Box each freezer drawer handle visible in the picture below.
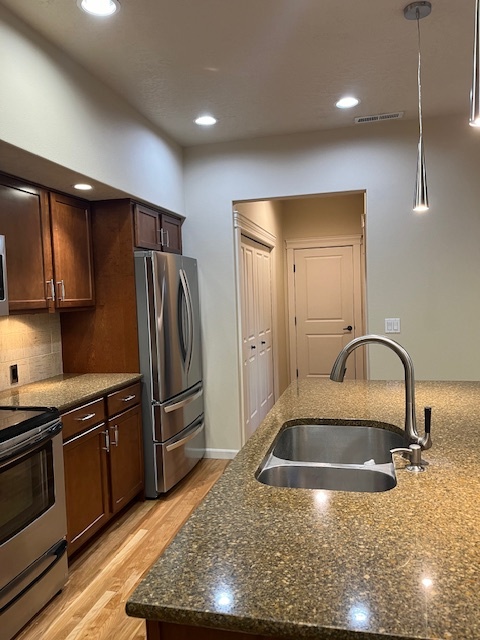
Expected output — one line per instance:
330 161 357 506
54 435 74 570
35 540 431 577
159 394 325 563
163 387 203 413
166 422 205 452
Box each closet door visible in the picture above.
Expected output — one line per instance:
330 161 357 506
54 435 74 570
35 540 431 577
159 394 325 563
240 236 274 440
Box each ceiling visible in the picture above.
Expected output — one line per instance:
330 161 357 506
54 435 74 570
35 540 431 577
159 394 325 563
0 0 474 147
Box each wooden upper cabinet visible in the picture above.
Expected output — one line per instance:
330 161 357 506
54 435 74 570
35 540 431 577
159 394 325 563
160 212 182 254
0 174 95 313
0 176 53 312
49 192 95 308
134 204 161 250
134 203 183 254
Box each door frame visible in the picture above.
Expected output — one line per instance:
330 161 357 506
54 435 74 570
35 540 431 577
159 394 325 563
286 235 366 382
233 210 279 446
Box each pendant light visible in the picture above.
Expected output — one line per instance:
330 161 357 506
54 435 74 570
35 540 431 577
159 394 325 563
404 2 431 213
470 0 480 126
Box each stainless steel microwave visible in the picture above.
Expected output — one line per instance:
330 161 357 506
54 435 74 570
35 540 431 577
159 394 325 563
0 235 9 316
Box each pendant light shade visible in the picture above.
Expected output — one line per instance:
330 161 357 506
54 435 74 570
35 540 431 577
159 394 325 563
404 2 431 213
470 0 480 126
414 135 429 212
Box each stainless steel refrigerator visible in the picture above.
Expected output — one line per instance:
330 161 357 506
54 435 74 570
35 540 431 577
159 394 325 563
134 251 205 496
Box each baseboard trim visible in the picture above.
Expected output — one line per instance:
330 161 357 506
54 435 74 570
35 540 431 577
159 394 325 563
204 448 239 460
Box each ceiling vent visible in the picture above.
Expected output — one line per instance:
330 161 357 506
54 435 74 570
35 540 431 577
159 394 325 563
354 111 404 124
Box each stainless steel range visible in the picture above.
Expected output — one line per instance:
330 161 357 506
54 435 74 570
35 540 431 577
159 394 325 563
0 406 68 639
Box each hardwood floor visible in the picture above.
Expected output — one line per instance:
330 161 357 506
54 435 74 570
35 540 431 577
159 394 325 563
16 459 229 640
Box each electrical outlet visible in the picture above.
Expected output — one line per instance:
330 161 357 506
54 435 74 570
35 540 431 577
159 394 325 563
10 364 18 384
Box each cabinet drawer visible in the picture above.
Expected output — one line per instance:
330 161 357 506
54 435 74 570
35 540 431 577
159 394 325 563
62 397 106 441
107 382 141 416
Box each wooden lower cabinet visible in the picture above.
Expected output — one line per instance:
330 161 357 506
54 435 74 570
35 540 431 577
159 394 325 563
63 423 110 556
62 386 144 557
108 405 143 514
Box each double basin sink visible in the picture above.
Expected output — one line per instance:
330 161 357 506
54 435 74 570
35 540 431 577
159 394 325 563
255 421 406 493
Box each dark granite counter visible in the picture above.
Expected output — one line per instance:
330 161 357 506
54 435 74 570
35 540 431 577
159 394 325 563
126 379 480 640
0 372 142 411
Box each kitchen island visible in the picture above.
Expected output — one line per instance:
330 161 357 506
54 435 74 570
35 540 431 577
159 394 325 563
126 379 480 640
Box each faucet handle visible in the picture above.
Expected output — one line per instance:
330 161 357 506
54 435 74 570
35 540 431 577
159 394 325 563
421 406 432 450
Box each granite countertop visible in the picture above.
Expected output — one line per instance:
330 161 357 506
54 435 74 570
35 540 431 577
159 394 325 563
126 379 480 640
0 372 142 412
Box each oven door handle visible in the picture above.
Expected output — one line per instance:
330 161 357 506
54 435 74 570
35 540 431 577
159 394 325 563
0 538 67 615
0 420 62 465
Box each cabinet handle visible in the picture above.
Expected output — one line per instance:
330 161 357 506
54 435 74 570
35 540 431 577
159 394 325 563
56 280 66 301
102 429 110 453
110 425 119 447
46 279 56 301
159 228 166 247
75 412 96 422
122 394 136 402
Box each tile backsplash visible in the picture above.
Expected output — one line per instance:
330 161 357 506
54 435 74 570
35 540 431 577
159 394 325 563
0 314 63 392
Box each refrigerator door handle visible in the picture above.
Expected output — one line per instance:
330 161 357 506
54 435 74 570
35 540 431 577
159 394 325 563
166 421 205 452
179 268 194 374
162 386 203 413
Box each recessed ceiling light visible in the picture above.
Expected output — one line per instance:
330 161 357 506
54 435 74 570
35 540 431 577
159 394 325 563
77 0 120 17
73 183 93 191
195 115 217 126
335 96 360 109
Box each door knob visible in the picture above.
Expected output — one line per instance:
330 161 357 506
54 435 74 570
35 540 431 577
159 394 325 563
343 325 353 331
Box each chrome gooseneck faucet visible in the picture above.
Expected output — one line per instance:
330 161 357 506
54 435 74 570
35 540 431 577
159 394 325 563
330 334 432 450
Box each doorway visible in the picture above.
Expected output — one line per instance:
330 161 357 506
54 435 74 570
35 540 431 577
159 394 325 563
233 191 366 445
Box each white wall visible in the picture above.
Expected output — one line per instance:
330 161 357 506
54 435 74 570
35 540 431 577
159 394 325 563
184 115 480 451
0 5 184 212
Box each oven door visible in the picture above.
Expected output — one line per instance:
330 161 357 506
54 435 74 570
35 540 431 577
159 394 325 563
0 419 67 593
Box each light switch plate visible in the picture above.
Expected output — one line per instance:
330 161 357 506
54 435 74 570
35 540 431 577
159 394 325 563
385 318 401 333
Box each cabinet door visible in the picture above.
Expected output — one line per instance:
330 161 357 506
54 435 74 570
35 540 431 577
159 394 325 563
108 404 144 515
160 213 182 254
50 192 95 308
63 423 111 556
0 175 53 311
134 204 162 250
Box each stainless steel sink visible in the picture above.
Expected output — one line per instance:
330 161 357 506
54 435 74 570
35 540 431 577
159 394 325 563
256 463 397 492
272 424 405 465
256 422 405 493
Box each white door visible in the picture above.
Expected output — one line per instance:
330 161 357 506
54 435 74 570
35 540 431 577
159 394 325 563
294 246 359 379
240 236 274 439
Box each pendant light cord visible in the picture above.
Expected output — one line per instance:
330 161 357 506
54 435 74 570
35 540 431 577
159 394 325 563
416 9 423 139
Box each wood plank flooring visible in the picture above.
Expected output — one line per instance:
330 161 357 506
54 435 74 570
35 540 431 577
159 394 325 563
16 459 229 640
